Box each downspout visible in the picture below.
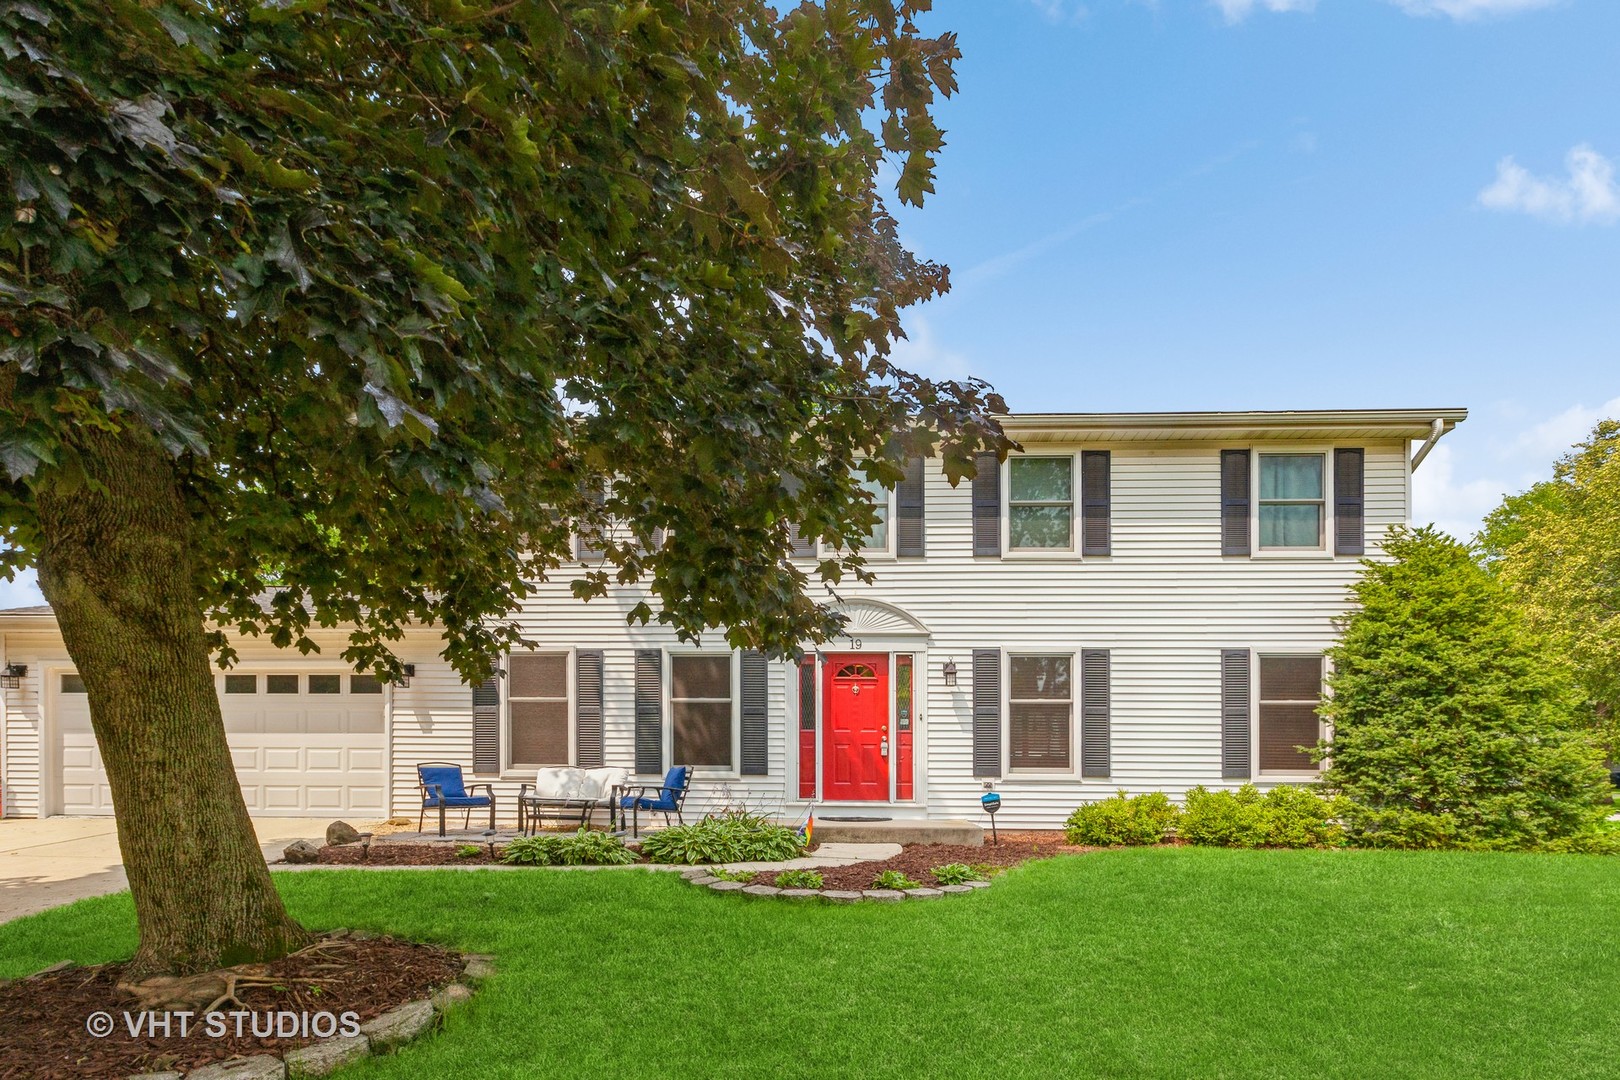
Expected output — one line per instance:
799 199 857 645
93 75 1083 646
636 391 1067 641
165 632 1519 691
1409 418 1447 472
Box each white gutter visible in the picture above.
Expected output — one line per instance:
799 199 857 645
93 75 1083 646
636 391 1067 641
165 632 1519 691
1409 418 1447 472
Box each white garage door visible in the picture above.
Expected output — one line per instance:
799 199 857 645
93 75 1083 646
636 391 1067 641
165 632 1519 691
55 670 387 817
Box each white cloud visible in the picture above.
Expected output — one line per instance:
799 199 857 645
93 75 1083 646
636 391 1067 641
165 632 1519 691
0 568 45 610
1388 0 1561 19
888 314 973 382
1212 0 1314 23
1411 442 1511 543
1028 0 1090 24
1412 395 1620 542
1477 144 1620 226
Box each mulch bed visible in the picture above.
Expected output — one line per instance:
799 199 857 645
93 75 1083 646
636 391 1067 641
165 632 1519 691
313 842 512 865
0 934 465 1080
756 835 1091 890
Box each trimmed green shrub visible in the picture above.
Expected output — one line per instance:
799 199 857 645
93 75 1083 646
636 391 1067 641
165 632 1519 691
1065 790 1180 846
454 843 482 859
501 828 638 866
929 863 982 886
871 869 922 890
1321 527 1613 850
774 869 824 889
1179 784 1344 849
637 811 807 865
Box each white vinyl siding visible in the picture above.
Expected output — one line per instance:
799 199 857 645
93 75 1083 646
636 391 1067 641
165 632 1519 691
0 434 1413 826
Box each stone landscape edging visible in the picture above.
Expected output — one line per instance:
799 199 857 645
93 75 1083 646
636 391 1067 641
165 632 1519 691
681 867 994 902
120 952 493 1080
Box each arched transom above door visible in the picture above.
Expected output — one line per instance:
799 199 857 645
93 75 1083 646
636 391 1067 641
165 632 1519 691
831 599 930 638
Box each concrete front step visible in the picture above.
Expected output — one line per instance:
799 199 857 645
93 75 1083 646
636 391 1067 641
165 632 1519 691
811 818 983 847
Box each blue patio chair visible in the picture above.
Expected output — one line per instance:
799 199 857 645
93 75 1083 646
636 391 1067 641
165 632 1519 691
417 761 497 837
617 765 692 837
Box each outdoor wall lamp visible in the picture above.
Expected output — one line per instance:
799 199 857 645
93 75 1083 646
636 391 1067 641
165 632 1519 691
397 663 416 688
1 663 26 689
942 659 957 688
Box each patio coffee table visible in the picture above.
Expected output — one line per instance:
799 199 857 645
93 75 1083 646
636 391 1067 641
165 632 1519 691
517 795 595 835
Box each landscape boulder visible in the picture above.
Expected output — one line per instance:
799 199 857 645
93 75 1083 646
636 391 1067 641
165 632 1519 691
283 840 320 864
325 820 362 846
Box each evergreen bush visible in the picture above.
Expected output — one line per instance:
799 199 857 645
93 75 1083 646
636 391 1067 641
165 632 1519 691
1319 527 1612 850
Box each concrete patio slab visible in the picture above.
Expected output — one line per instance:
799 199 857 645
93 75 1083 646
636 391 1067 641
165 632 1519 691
0 817 319 924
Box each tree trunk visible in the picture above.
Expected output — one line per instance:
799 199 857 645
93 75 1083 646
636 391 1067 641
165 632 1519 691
34 421 308 978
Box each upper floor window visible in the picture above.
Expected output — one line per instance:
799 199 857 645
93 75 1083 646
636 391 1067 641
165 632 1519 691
1008 457 1073 550
857 475 891 551
1258 454 1324 549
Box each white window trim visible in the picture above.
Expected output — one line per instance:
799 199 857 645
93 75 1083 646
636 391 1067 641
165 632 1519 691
1254 650 1326 779
667 649 741 779
804 481 898 562
1250 446 1336 559
1004 648 1078 778
501 648 575 778
1001 453 1083 560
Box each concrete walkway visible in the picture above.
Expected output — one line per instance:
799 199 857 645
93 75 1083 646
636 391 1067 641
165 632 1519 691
0 817 318 924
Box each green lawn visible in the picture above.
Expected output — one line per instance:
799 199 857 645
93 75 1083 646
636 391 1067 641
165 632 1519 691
5 849 1620 1079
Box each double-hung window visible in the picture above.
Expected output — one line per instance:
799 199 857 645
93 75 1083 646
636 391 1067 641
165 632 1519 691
1258 655 1323 773
857 474 891 552
508 652 569 768
671 654 734 770
1258 454 1325 549
1009 457 1074 551
1009 654 1072 771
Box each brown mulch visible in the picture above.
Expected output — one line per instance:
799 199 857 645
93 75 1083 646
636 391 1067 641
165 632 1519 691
756 834 1092 891
313 842 510 865
0 934 466 1080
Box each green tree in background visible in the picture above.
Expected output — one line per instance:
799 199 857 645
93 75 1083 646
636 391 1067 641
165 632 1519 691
1318 527 1611 850
1480 420 1620 756
0 0 1008 976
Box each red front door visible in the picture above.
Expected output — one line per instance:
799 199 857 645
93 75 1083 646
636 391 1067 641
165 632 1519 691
823 654 889 801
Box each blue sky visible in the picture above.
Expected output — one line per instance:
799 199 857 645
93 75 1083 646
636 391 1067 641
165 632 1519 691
1 0 1615 608
886 0 1620 538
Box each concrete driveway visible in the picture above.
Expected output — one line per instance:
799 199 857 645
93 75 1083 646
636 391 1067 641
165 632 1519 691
0 817 320 924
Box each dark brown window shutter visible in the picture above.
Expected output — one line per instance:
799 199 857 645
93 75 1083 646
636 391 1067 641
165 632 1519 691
972 452 1001 556
1334 448 1365 556
972 648 1002 777
1220 450 1251 556
1080 451 1111 556
740 650 768 776
575 650 604 768
1080 649 1111 778
472 675 500 774
575 478 608 562
896 456 926 557
787 521 817 560
1221 649 1252 780
634 649 662 774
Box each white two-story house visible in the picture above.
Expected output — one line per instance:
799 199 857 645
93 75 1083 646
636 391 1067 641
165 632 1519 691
0 408 1464 827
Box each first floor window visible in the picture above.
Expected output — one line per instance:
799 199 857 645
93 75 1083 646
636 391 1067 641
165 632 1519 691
1009 457 1074 550
509 652 568 767
1258 454 1325 548
224 674 257 694
61 673 86 694
672 654 734 769
1009 654 1072 770
1259 655 1323 772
